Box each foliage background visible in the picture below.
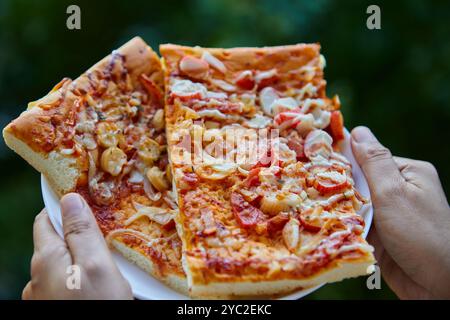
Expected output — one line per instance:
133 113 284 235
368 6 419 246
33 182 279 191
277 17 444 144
0 0 449 299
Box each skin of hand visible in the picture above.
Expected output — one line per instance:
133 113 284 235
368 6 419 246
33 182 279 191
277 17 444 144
22 193 133 300
351 126 450 299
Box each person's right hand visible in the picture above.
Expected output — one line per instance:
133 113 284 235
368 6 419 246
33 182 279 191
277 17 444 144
22 193 133 300
351 126 450 299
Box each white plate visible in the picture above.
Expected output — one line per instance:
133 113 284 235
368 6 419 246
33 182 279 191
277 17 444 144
41 129 373 300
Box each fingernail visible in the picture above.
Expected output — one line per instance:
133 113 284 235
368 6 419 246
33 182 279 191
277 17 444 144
61 193 85 217
351 126 376 143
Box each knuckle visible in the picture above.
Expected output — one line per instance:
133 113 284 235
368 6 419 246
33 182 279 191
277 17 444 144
30 254 44 277
64 219 92 238
420 161 438 175
364 143 392 163
27 279 41 298
30 279 39 291
22 282 34 300
21 288 30 300
45 245 69 261
36 245 67 262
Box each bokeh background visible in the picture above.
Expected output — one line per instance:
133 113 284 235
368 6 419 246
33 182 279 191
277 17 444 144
0 0 449 299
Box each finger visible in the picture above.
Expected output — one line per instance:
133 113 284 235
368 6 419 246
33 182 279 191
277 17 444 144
393 156 442 187
392 156 420 184
31 210 72 298
351 126 405 203
61 193 111 264
33 209 67 254
367 223 435 299
392 156 409 170
22 281 33 300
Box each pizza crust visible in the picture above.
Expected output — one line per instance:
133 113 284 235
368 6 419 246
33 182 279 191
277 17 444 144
189 255 375 298
111 239 188 297
2 130 80 197
160 43 321 75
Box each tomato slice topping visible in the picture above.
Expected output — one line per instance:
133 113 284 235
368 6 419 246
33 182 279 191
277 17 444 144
274 111 301 128
245 167 262 187
329 110 345 142
341 215 365 230
257 73 279 90
231 192 263 229
236 72 255 90
170 91 203 103
299 214 322 233
287 138 305 160
162 219 176 231
252 149 272 168
139 74 163 104
251 142 286 169
313 173 349 194
267 213 289 234
182 172 198 186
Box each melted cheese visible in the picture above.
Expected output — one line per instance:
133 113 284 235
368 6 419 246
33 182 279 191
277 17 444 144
259 87 279 115
171 79 207 98
246 114 272 128
316 171 347 184
128 170 144 183
255 68 277 83
202 51 227 73
210 79 236 92
296 83 317 100
271 97 298 115
335 243 374 255
196 109 228 120
127 201 176 225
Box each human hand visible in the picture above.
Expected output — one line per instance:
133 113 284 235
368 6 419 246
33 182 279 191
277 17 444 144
22 193 133 300
351 126 450 299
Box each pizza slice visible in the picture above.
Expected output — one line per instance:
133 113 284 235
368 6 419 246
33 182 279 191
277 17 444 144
161 44 375 297
3 37 187 295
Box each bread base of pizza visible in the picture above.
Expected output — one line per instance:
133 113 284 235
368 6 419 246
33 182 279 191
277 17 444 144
3 131 80 197
189 259 373 298
110 239 188 295
161 44 375 298
3 37 188 296
175 215 373 298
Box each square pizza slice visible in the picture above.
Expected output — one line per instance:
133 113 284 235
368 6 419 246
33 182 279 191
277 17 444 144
161 44 375 297
3 37 187 294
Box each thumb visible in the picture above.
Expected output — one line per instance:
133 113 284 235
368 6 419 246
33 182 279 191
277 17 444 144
351 126 404 204
60 193 110 264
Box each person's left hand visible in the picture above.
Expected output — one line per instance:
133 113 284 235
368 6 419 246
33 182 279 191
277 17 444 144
22 193 133 300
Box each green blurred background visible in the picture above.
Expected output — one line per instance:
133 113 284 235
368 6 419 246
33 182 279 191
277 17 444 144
0 0 449 299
